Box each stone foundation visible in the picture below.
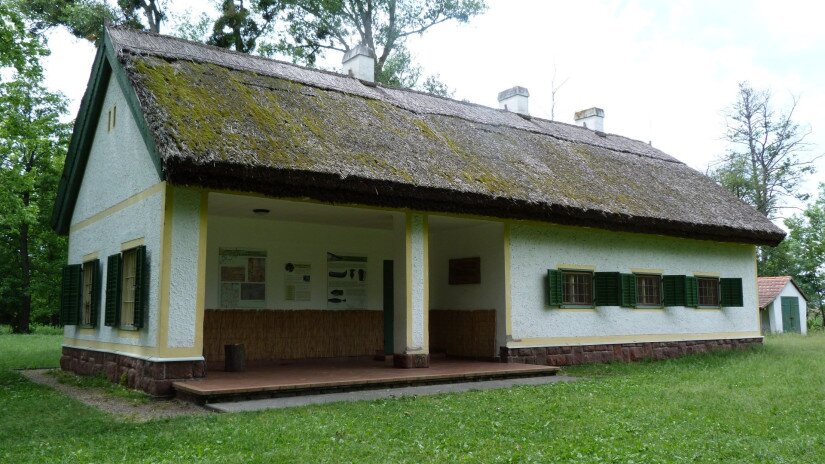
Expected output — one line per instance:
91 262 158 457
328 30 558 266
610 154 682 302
393 353 430 368
60 346 206 397
499 337 763 366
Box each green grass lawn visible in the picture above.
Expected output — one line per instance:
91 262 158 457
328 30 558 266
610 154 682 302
2 333 824 463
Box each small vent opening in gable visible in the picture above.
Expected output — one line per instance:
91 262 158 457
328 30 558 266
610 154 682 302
107 106 117 132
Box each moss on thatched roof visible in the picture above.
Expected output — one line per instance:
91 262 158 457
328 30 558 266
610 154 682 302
107 27 783 245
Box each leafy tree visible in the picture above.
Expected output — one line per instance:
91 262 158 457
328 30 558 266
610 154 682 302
275 0 484 94
19 0 166 41
208 0 282 53
167 9 212 42
786 186 825 326
0 2 44 78
758 185 825 327
710 82 817 219
0 5 71 332
275 1 484 73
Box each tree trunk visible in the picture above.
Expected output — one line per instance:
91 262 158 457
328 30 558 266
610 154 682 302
819 297 825 329
144 0 161 33
16 191 31 334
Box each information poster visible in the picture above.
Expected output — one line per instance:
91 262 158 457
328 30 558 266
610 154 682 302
219 248 267 308
326 252 367 309
284 262 312 302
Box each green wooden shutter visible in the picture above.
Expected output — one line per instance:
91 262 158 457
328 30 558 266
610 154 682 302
685 276 699 308
89 259 101 327
60 264 82 326
132 245 148 329
663 275 686 306
620 274 637 307
60 266 70 325
105 254 122 327
720 278 743 307
547 269 562 307
594 272 621 306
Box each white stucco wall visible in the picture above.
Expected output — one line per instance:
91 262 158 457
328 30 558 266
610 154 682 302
65 74 162 349
508 223 759 345
167 188 202 348
429 222 506 347
767 282 808 334
205 215 394 310
65 191 162 348
70 75 160 224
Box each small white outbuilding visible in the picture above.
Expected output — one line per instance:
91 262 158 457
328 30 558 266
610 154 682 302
758 276 809 334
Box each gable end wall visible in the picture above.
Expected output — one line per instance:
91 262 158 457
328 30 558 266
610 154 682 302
65 73 163 352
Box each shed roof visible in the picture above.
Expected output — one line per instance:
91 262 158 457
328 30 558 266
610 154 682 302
54 26 785 245
757 276 809 308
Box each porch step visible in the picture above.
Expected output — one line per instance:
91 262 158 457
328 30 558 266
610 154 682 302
173 360 559 404
205 375 575 412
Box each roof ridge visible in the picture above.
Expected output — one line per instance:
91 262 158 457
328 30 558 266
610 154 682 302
108 25 681 166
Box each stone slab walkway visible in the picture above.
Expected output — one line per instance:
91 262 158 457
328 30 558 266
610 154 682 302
207 374 576 412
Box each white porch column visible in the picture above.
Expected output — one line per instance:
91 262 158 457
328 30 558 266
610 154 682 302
393 211 430 368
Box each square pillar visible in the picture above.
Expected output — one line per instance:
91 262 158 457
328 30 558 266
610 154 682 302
392 212 430 368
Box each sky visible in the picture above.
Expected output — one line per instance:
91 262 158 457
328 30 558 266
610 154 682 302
42 0 825 212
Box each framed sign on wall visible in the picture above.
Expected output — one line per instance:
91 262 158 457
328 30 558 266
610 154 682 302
284 262 312 302
219 248 267 308
327 252 368 309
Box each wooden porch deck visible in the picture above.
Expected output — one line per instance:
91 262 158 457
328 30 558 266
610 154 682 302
173 358 559 403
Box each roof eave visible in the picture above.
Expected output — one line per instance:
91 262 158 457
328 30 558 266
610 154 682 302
165 158 785 247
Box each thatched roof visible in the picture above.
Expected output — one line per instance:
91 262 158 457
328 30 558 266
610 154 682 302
78 27 785 245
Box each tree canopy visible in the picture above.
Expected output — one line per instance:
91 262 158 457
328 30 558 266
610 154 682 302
710 82 817 219
1 3 71 331
19 0 165 42
207 0 486 94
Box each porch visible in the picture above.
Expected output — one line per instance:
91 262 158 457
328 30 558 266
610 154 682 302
173 357 559 403
199 192 510 367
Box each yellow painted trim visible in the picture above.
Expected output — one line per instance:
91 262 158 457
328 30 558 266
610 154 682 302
116 329 140 338
193 191 208 356
507 331 762 348
694 272 720 278
422 214 429 352
553 308 597 313
405 212 413 348
120 237 144 251
62 337 203 358
557 264 596 271
503 222 512 337
754 246 761 331
69 182 165 233
157 184 174 350
82 252 99 262
631 268 663 275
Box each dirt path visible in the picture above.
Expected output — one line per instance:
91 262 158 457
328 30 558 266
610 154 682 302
21 369 211 422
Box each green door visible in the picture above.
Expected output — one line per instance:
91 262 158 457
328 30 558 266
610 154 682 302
383 260 394 355
781 297 801 333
